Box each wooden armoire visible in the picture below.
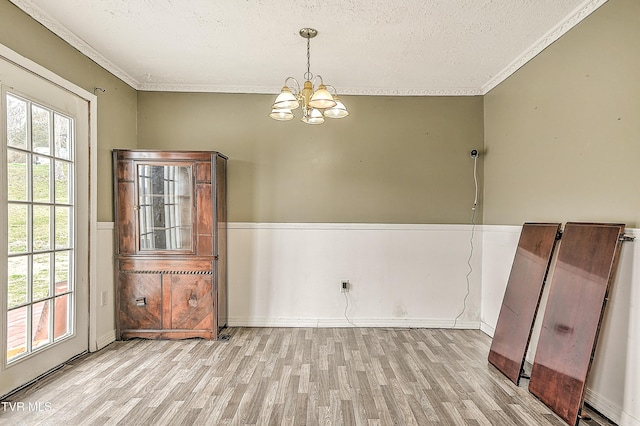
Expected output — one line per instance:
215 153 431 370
113 150 227 340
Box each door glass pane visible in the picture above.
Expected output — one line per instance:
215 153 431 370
32 300 50 349
7 256 28 308
31 104 50 154
55 206 71 249
33 205 51 251
7 149 28 201
53 294 70 340
32 253 51 301
6 95 27 149
8 203 28 254
7 307 28 361
55 160 70 204
55 251 70 295
33 156 51 203
54 113 70 160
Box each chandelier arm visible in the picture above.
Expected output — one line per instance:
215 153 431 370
312 75 326 87
324 84 339 95
284 77 301 96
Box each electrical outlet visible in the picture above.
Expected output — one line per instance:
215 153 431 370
101 291 107 307
341 280 349 292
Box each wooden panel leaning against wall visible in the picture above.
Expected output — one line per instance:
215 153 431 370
529 222 626 426
488 222 561 385
113 150 228 340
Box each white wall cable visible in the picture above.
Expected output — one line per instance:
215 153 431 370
453 152 479 328
343 291 357 327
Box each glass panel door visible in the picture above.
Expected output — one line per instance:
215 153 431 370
1 53 89 397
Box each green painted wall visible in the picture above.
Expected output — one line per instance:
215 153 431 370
137 93 484 223
484 0 640 226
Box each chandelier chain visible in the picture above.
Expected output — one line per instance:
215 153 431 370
305 35 313 81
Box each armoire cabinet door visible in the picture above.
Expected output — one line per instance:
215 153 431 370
119 273 162 331
169 274 214 330
137 163 194 253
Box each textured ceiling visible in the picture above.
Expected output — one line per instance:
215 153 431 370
10 0 606 95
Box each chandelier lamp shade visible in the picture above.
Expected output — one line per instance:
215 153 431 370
270 28 349 125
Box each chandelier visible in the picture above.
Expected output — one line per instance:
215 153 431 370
269 28 349 125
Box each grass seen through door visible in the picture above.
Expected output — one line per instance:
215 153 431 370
7 162 70 307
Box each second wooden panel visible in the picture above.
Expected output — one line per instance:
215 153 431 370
529 222 625 426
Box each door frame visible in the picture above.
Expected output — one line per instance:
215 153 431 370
0 43 99 353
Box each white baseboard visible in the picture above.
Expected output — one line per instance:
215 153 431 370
584 388 621 424
228 317 480 329
96 330 116 351
480 321 495 337
620 411 640 426
584 388 622 424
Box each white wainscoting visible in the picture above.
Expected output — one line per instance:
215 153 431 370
481 225 640 426
95 222 116 350
227 223 482 329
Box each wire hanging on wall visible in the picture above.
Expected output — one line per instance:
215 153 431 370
453 149 480 328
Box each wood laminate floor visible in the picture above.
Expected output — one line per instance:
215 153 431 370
0 328 615 425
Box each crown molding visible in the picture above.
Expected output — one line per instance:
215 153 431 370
9 0 141 89
481 0 608 94
136 83 283 94
333 87 484 96
136 82 483 96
